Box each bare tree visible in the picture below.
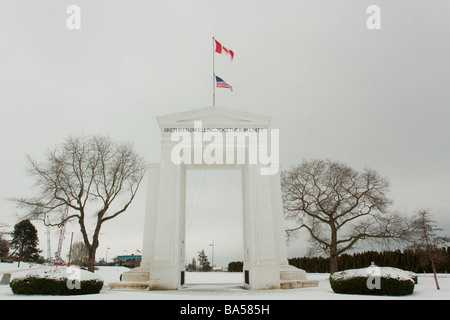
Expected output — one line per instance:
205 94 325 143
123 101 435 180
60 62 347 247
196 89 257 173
13 135 147 272
408 210 450 290
281 159 410 273
69 241 89 266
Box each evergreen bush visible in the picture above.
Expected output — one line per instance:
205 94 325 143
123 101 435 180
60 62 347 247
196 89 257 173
228 261 243 272
288 248 450 273
9 267 103 295
329 267 415 296
10 276 103 295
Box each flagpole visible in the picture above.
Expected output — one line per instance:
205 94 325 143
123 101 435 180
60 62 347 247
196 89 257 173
213 36 215 107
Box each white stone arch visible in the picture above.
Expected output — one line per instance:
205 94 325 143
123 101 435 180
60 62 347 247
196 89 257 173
113 106 318 290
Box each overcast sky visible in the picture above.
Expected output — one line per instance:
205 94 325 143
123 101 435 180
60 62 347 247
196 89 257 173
1 1 449 268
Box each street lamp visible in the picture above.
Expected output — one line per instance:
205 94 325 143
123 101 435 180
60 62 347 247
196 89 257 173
209 240 214 270
105 247 110 263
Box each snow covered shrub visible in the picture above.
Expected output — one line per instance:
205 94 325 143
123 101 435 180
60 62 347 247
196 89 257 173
10 266 103 295
330 266 415 296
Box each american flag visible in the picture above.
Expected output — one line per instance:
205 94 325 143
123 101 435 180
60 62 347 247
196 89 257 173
215 75 233 91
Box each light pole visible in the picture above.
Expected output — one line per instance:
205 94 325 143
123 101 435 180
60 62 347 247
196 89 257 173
105 247 110 263
209 240 214 270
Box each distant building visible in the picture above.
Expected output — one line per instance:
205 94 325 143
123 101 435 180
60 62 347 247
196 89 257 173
113 254 141 268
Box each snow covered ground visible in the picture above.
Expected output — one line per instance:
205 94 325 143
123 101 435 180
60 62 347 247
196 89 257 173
1 262 449 300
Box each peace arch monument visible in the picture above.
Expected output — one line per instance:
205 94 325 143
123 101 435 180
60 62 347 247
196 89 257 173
110 106 318 290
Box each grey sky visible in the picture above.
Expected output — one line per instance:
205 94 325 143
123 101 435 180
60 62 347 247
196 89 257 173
1 1 449 268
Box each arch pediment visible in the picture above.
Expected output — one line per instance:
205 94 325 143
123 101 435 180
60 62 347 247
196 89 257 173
157 106 271 131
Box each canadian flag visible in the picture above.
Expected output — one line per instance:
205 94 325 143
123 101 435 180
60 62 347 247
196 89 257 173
215 39 234 61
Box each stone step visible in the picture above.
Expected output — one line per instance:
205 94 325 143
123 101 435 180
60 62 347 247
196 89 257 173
0 273 11 285
109 281 149 290
280 279 319 289
120 266 150 282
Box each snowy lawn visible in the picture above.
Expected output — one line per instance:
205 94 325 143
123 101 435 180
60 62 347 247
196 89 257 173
1 263 449 300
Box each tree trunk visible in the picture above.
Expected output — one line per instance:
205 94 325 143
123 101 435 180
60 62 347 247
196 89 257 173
18 244 24 268
17 244 23 268
330 252 339 274
430 255 440 290
329 224 339 273
87 244 98 273
80 216 101 273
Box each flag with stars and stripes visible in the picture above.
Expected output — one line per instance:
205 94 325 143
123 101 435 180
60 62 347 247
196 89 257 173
215 75 233 92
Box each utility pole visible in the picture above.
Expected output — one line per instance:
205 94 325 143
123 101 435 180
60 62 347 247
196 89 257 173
67 232 74 266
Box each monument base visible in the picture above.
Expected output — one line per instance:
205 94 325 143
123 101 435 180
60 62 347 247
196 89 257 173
121 266 150 282
280 279 320 289
243 262 281 290
280 264 307 280
109 281 149 290
109 266 150 290
109 265 318 290
279 265 319 289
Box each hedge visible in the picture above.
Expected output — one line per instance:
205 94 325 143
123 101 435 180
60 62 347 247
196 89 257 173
330 276 415 296
329 267 415 296
10 273 103 295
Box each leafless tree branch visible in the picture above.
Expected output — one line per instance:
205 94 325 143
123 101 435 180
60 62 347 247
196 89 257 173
11 135 147 271
281 159 409 273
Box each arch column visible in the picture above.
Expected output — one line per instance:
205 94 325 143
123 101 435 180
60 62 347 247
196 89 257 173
242 163 281 289
148 139 186 290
